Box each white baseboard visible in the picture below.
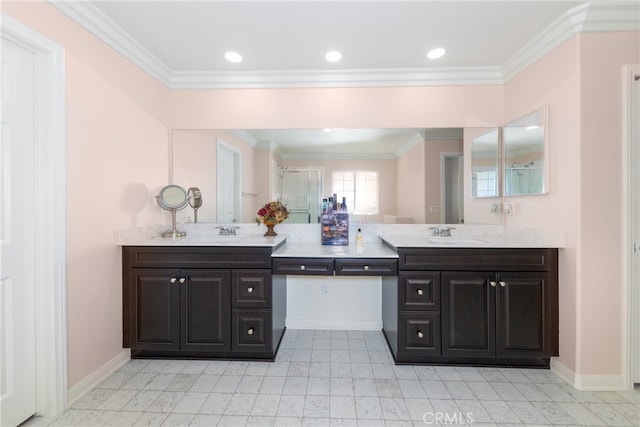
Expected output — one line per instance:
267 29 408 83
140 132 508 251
67 348 131 405
551 357 628 391
286 319 382 330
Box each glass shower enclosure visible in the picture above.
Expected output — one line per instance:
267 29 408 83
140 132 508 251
279 168 322 224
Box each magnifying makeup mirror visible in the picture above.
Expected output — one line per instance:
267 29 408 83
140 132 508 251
188 187 203 223
156 184 189 237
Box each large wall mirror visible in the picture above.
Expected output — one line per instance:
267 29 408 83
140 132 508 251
504 107 548 197
171 128 491 225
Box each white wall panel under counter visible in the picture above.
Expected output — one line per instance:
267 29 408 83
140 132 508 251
286 276 382 330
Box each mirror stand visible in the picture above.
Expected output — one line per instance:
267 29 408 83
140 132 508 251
161 210 186 238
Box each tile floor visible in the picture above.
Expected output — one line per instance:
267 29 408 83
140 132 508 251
23 330 640 427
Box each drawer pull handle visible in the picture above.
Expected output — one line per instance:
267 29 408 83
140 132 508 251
179 277 186 284
247 286 254 293
417 289 424 296
363 265 369 271
499 281 507 287
300 265 306 271
417 330 424 339
247 328 254 335
170 277 177 284
490 281 497 287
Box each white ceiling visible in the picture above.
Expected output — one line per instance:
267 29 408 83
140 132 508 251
50 0 638 157
53 1 639 88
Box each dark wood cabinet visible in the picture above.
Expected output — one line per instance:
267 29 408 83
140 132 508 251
383 247 558 367
123 246 285 360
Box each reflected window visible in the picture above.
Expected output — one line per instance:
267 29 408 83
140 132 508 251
473 169 497 198
332 171 379 215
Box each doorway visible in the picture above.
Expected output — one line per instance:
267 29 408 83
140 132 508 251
442 153 464 224
0 14 67 421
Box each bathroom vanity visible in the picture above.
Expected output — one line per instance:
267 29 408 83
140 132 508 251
379 239 558 367
119 225 560 367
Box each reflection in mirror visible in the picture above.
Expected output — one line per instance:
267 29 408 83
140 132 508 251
471 128 500 198
171 128 484 224
504 108 547 196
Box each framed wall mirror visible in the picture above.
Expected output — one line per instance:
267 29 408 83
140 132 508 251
503 107 548 197
471 127 500 198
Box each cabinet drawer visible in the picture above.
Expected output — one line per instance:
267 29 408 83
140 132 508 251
398 311 441 357
334 258 398 276
232 270 272 308
272 258 334 275
399 272 440 310
398 248 556 272
232 309 272 354
124 246 272 269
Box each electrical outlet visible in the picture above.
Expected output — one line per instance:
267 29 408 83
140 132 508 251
430 205 440 213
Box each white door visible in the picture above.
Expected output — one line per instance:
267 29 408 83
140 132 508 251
216 142 240 223
0 38 37 427
630 67 640 386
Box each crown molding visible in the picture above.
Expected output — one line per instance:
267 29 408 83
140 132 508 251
49 0 172 85
50 0 639 89
169 67 504 89
229 130 258 148
502 1 640 81
279 151 397 160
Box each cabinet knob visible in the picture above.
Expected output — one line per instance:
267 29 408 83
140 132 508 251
179 277 186 284
300 265 306 271
417 330 424 339
499 281 507 287
170 277 177 284
363 265 369 271
247 286 254 293
417 289 424 296
247 328 254 335
490 281 497 287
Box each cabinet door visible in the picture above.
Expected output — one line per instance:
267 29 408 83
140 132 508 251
181 269 231 353
128 268 180 351
442 272 495 358
496 272 548 358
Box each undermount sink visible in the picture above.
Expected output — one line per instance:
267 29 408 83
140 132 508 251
427 236 486 245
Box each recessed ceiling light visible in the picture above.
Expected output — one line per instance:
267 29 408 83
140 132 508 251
427 48 446 60
525 125 541 130
325 50 342 62
323 128 333 133
225 51 243 63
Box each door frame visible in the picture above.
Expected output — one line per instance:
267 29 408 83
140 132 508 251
624 64 640 389
216 138 241 222
1 14 68 417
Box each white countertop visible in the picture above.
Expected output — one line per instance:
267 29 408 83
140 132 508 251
115 226 287 247
272 241 398 258
115 223 563 249
379 229 563 248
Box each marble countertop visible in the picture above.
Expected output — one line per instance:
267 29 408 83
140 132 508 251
115 227 287 247
379 229 563 249
272 241 398 258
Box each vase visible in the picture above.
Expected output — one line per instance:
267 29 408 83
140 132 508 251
264 221 277 237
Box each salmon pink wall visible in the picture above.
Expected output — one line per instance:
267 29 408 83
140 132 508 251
2 1 171 387
504 32 640 377
169 85 503 130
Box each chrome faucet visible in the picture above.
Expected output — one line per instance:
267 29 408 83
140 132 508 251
216 225 239 235
431 225 455 237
